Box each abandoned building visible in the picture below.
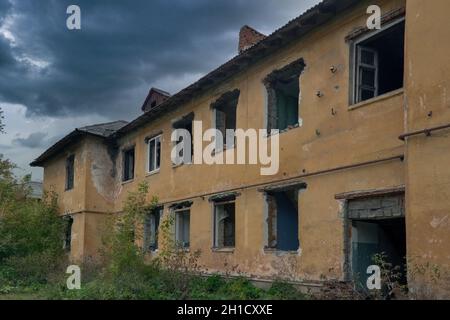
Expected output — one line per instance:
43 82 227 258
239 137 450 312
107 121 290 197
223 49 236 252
31 0 450 298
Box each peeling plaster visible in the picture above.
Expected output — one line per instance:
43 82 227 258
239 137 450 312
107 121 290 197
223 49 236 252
89 141 122 203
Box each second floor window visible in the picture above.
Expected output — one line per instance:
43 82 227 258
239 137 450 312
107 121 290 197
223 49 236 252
353 19 405 104
122 147 135 182
65 155 75 190
264 59 304 133
148 135 161 173
172 113 194 165
211 90 240 149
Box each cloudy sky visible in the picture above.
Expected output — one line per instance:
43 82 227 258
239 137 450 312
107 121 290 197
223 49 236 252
0 0 320 180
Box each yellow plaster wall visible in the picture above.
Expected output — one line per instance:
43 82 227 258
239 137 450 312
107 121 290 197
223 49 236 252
404 0 450 298
42 0 450 286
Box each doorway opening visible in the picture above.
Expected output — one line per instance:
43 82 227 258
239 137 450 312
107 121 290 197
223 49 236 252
346 193 407 291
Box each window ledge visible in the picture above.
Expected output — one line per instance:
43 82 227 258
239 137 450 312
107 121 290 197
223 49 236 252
264 248 299 256
212 247 235 253
349 88 404 111
121 179 134 186
146 170 160 177
172 162 193 169
265 123 301 138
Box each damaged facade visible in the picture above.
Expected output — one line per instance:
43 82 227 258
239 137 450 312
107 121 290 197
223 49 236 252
31 0 450 298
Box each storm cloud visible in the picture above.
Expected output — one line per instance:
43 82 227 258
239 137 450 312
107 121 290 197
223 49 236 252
0 0 319 119
0 0 319 179
12 131 48 148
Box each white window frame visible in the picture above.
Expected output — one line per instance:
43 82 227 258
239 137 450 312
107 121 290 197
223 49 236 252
174 208 190 248
147 135 161 174
356 46 378 103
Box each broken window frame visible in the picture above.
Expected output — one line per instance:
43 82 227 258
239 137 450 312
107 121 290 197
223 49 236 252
172 113 194 165
147 134 162 174
356 46 379 102
174 207 191 249
213 198 236 249
65 154 75 191
143 206 163 252
122 146 135 182
351 17 405 104
262 184 302 252
263 59 304 134
211 89 240 150
63 215 73 252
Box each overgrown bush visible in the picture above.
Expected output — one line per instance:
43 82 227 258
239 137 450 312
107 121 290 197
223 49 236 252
0 155 68 288
42 181 309 300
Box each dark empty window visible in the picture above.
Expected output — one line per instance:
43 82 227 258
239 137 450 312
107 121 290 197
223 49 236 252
264 59 304 132
212 90 240 148
144 207 163 251
65 155 75 190
63 215 73 252
213 199 236 248
173 113 194 164
353 19 405 103
122 147 135 181
266 188 299 251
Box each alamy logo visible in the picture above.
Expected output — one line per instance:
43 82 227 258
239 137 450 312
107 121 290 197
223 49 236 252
66 265 81 290
171 121 279 176
367 265 381 290
66 5 81 30
367 5 381 30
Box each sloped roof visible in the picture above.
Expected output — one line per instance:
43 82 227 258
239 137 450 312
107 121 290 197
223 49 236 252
31 0 361 167
30 120 128 167
114 0 360 138
141 87 171 112
78 120 129 137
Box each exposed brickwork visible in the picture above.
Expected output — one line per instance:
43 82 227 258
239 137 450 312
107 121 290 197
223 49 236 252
238 25 266 54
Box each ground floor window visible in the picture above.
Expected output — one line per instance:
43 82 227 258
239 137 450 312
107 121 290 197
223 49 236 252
63 215 73 252
265 188 299 251
144 207 163 251
175 208 190 248
213 199 236 249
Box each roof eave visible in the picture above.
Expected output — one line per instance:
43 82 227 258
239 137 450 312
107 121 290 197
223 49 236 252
29 129 104 167
114 0 359 138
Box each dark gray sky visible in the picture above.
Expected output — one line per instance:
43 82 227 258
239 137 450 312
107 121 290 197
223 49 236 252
0 0 320 180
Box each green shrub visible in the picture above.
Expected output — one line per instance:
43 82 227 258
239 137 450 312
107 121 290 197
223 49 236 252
267 280 308 300
0 157 68 288
222 277 263 300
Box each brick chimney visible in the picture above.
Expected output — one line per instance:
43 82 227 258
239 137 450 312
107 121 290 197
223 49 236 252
141 87 171 112
238 25 266 54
